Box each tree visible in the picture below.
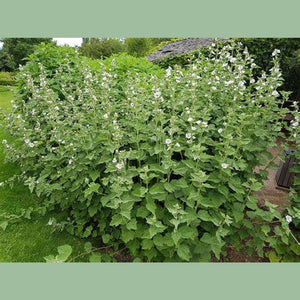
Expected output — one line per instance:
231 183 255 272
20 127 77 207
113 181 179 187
0 38 53 70
124 38 152 57
80 38 126 59
0 50 15 71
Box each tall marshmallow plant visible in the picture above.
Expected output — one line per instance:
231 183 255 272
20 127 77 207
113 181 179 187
3 42 297 261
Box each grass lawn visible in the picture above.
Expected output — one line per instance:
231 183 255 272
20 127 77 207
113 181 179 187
0 86 92 262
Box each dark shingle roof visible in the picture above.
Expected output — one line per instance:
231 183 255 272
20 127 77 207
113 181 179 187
146 38 229 62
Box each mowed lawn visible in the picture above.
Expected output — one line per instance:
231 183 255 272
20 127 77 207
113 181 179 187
0 86 92 262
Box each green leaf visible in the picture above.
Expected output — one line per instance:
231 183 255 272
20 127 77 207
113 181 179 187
198 210 211 222
199 195 223 208
164 182 175 193
177 243 191 261
217 185 229 197
102 234 111 244
88 206 98 217
261 225 270 236
136 206 149 218
110 214 123 226
126 219 137 230
44 255 56 263
132 184 148 197
149 183 165 195
170 178 188 190
267 251 281 262
251 181 263 191
0 221 8 231
146 198 156 216
84 242 93 252
89 253 102 262
121 228 135 243
89 170 100 182
84 183 100 198
232 210 244 223
56 245 73 262
200 233 224 259
178 225 197 239
142 239 154 250
172 231 182 246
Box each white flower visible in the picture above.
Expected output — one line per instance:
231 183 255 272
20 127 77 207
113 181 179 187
28 143 34 148
188 117 193 122
272 91 279 97
112 158 117 163
238 81 245 88
2 139 7 145
165 139 172 145
285 215 292 223
202 122 208 127
218 128 223 134
196 120 202 125
221 163 229 169
103 113 109 119
116 162 124 170
211 86 217 91
68 159 73 164
166 67 172 77
0 182 3 187
272 49 280 56
154 91 161 98
130 103 135 107
175 143 180 147
54 106 59 111
191 126 196 131
292 121 299 128
250 78 255 84
230 57 236 63
47 218 53 226
186 133 192 139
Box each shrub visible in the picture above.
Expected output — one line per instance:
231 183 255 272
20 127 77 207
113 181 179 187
3 42 299 261
0 72 17 86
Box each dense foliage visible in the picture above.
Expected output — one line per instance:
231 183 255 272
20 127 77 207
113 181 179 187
80 38 126 59
80 38 173 60
0 72 17 86
0 38 53 71
156 38 300 102
125 38 173 57
2 42 299 261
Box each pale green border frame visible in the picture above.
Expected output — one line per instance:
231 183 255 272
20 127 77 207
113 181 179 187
0 0 299 37
0 0 299 298
0 263 299 299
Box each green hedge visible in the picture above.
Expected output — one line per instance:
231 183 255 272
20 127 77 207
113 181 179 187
0 72 17 86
